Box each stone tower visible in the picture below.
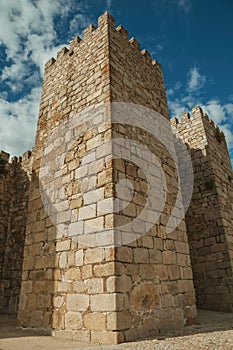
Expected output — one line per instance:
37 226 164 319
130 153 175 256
171 108 233 312
17 12 197 344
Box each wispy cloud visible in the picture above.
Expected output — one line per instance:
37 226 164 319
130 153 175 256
153 0 192 14
167 81 182 97
176 0 192 13
187 66 206 93
69 13 90 35
106 0 112 11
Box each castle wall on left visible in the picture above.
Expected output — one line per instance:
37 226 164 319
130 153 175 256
0 150 32 314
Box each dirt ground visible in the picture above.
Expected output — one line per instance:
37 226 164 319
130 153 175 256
0 310 233 350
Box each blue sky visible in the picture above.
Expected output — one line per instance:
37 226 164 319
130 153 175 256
0 0 232 164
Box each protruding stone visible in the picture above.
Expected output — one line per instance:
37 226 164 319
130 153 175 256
45 57 56 70
141 49 152 61
116 25 128 39
70 36 82 50
22 150 32 161
98 11 115 27
181 112 191 122
192 105 203 117
129 37 140 50
57 47 69 59
83 24 97 40
0 150 10 162
170 117 179 126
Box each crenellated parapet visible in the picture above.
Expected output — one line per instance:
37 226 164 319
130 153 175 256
0 150 10 163
0 149 32 167
170 106 227 151
171 106 220 129
44 12 163 78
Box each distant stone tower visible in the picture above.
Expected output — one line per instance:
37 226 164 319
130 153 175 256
171 108 233 312
17 12 197 344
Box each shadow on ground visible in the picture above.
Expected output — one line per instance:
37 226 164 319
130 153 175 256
0 314 50 339
0 310 232 350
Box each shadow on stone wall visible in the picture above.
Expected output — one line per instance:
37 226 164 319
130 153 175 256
0 152 31 315
184 146 233 312
17 171 56 330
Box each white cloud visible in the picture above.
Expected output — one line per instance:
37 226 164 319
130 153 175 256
0 0 93 157
202 99 227 125
0 87 41 156
220 124 233 147
2 61 29 82
169 101 186 116
0 0 88 85
225 103 233 115
187 66 206 93
69 13 90 35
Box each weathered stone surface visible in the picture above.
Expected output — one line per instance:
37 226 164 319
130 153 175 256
67 294 89 312
83 312 106 331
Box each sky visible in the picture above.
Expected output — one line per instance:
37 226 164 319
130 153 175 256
0 0 232 165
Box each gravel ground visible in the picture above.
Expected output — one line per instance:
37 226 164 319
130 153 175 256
0 310 233 350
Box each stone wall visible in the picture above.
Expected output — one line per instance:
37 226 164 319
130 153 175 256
18 12 113 338
0 152 12 291
108 23 169 118
171 107 233 312
17 12 197 344
0 151 32 314
109 123 197 342
107 17 196 341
